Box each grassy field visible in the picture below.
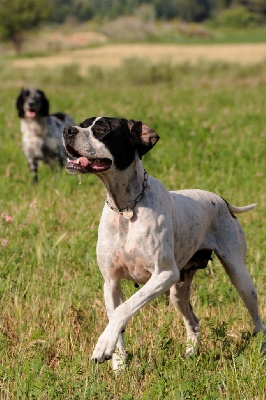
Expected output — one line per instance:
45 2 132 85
0 55 266 399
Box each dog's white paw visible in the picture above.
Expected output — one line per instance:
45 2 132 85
91 333 117 363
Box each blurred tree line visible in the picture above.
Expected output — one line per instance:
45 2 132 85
0 0 265 51
47 0 266 23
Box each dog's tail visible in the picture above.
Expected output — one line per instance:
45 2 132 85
228 203 257 214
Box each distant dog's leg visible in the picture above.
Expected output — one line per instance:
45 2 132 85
58 155 65 169
170 271 200 356
91 267 179 364
28 158 38 183
103 281 126 370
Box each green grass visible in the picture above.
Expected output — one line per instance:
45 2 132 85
0 59 265 399
147 25 266 45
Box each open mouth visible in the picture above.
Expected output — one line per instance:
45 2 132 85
25 109 37 118
65 144 112 174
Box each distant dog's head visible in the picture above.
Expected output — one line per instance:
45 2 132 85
16 88 49 119
62 117 159 174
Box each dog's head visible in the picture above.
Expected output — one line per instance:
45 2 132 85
62 117 159 174
16 88 49 119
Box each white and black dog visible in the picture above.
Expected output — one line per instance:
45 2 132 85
63 117 265 370
16 88 75 182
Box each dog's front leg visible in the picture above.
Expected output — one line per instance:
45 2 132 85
91 266 179 366
103 281 126 370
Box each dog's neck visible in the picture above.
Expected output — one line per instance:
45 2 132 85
99 157 146 212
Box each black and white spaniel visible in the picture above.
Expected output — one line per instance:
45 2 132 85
16 88 75 182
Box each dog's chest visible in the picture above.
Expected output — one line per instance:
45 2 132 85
21 120 44 156
97 217 153 284
109 246 152 284
21 119 44 139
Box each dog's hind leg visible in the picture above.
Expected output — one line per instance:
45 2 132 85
220 256 264 331
170 271 200 356
215 242 265 352
103 280 126 370
211 212 265 352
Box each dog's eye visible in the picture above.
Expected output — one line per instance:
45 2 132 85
95 127 108 134
93 121 110 138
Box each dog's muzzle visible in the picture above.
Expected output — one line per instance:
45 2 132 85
63 126 112 174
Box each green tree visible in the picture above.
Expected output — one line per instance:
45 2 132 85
0 0 51 52
216 4 264 27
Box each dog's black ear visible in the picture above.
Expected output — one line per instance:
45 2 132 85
16 90 25 117
128 120 159 158
16 90 24 118
38 90 49 116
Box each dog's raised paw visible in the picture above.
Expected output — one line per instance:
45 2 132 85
91 333 117 363
91 353 112 363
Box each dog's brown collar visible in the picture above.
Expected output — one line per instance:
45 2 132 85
106 170 148 219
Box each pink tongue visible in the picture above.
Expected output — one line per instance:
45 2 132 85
78 157 90 168
26 110 36 118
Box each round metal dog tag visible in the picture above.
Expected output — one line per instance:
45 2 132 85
123 208 134 219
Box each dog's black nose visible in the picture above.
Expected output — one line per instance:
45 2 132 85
63 126 79 137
